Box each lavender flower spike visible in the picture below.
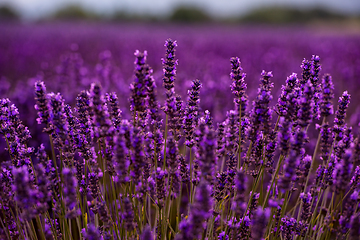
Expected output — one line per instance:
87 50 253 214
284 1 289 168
90 82 113 138
251 207 270 240
83 224 102 240
188 180 213 239
320 74 334 117
162 39 178 93
333 91 351 135
34 79 51 132
12 166 37 219
141 225 154 240
62 167 80 218
230 57 247 115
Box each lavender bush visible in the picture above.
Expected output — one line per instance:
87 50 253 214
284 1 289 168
1 27 360 239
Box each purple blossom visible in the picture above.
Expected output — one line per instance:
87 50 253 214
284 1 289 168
83 224 102 240
90 82 113 138
156 167 167 208
162 39 178 91
300 192 312 222
333 91 351 135
249 70 274 142
198 125 217 182
122 197 136 231
280 216 297 240
12 166 37 220
141 225 154 240
300 58 311 85
130 50 148 115
276 73 298 117
230 57 247 115
251 207 270 240
225 110 238 154
183 79 202 148
187 180 213 239
34 79 52 132
320 74 334 117
310 55 321 120
216 121 226 158
62 167 80 218
179 155 189 183
232 169 247 216
214 172 227 202
76 90 93 143
279 151 300 193
105 92 122 130
297 80 314 127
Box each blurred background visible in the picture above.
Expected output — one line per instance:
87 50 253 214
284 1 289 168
0 0 360 24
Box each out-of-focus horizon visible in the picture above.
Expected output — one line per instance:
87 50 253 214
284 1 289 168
0 0 360 24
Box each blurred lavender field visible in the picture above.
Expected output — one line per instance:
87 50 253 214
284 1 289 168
0 23 360 146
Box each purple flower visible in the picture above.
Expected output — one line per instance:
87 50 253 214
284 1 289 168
62 167 80 218
310 55 322 120
230 57 247 116
216 121 226 158
131 127 145 185
248 70 274 142
122 197 135 231
279 151 300 193
319 123 333 162
265 130 277 174
93 201 111 228
218 231 229 240
251 207 270 240
296 155 312 189
89 171 100 199
105 92 122 130
226 153 236 188
300 58 311 85
297 80 314 127
130 50 148 115
198 125 217 182
333 91 351 135
34 163 52 214
214 172 228 202
76 90 93 143
232 169 247 216
34 79 52 132
162 39 178 92
350 166 360 189
12 166 37 219
184 79 202 148
156 167 167 208
187 180 213 239
179 155 190 183
83 224 102 240
276 73 298 117
141 225 154 240
90 82 113 138
113 127 129 184
225 110 238 154
349 213 360 240
333 149 353 194
145 67 161 123
280 216 297 240
320 74 334 117
248 192 260 217
300 192 312 222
